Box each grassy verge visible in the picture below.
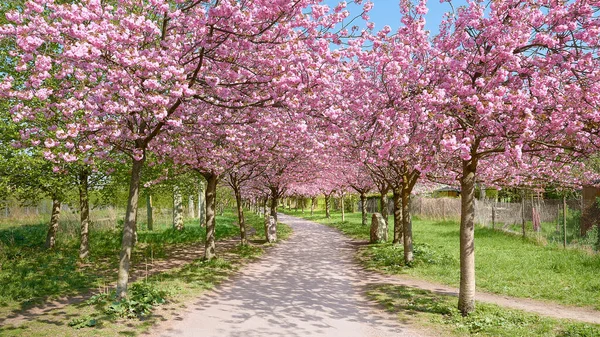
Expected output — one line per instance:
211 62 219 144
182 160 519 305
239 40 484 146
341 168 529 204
368 284 600 337
281 210 600 310
0 211 236 314
0 210 291 336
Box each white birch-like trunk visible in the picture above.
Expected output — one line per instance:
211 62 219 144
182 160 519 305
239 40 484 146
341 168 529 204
173 185 184 231
116 157 144 299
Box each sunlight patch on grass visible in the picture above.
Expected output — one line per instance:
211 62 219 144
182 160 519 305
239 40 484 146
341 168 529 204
367 284 600 337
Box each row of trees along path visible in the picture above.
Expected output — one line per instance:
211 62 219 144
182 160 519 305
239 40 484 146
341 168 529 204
1 0 600 318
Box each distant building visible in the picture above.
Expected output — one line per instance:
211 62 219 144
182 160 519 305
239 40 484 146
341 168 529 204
432 186 461 198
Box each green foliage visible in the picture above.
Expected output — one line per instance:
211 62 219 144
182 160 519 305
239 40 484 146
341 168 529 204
0 208 272 312
368 284 600 337
514 209 600 251
68 315 97 329
412 243 455 265
0 205 292 337
363 242 455 272
231 244 263 259
580 226 600 251
558 325 600 337
91 283 169 319
0 230 99 307
276 222 293 241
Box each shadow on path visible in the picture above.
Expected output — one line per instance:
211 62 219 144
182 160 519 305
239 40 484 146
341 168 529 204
152 214 425 337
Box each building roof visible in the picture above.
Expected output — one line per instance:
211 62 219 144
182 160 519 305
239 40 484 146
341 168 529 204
434 186 461 193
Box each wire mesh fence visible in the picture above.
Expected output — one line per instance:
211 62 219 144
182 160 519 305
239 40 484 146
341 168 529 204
359 195 581 228
410 197 581 227
0 200 185 232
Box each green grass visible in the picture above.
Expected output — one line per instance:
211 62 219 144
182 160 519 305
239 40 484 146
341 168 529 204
0 209 280 316
0 209 292 336
505 215 599 251
276 221 293 241
368 284 600 337
282 209 600 310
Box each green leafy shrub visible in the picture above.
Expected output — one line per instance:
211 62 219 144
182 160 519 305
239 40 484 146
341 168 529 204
68 315 97 329
87 282 168 319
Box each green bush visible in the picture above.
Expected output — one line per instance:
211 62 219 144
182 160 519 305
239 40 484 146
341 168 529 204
68 315 97 329
87 282 169 319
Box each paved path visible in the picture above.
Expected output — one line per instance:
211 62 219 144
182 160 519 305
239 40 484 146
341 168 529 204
152 214 427 337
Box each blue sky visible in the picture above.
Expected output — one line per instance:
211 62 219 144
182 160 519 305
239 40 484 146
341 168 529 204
323 0 466 35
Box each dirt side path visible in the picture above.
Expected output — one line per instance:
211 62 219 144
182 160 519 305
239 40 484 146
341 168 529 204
149 214 429 337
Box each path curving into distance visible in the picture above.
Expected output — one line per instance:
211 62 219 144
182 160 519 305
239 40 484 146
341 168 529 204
151 214 427 337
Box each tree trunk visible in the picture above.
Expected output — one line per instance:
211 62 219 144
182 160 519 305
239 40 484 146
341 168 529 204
301 197 305 213
219 199 225 216
310 197 315 216
270 194 279 225
267 193 279 242
379 188 389 241
45 198 61 249
402 186 413 264
392 187 402 245
146 193 153 231
203 173 219 260
198 179 206 227
258 198 262 215
188 195 195 218
360 193 367 226
341 193 345 222
458 159 477 316
234 187 247 245
173 185 184 231
325 194 331 218
265 215 277 243
78 170 90 260
203 173 218 260
116 157 144 299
